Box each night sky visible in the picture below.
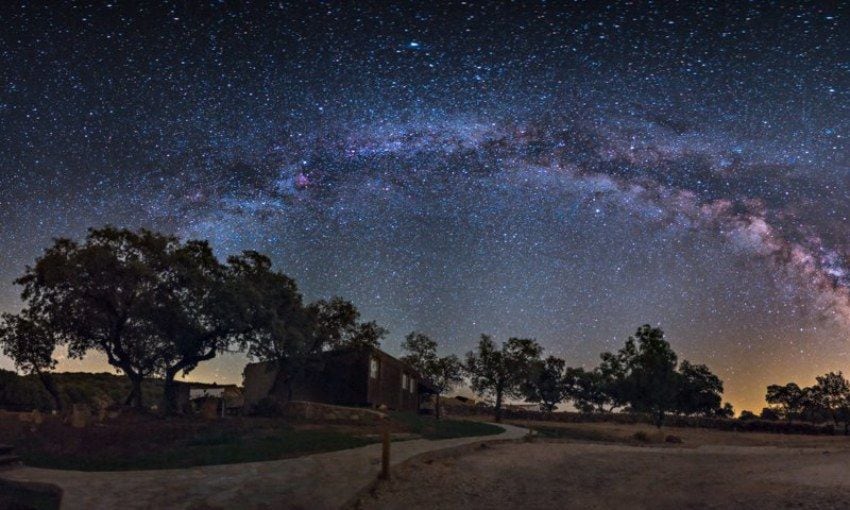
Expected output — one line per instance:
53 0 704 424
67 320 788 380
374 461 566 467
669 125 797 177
1 1 847 412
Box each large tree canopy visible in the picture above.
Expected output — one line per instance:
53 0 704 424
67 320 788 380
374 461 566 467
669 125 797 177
765 382 806 421
523 355 569 413
307 297 387 352
244 289 389 400
604 325 679 426
765 373 850 434
14 227 257 412
15 228 176 408
465 335 542 422
812 372 850 434
401 332 463 419
150 245 271 414
599 325 727 426
0 311 64 411
676 360 724 417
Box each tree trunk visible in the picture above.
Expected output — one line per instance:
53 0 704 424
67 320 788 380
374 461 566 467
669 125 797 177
125 374 144 408
36 370 64 413
655 410 665 428
162 369 181 415
435 394 442 421
494 387 503 423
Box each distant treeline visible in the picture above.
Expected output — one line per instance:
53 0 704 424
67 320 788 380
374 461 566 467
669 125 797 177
744 372 850 435
0 370 162 412
455 325 733 426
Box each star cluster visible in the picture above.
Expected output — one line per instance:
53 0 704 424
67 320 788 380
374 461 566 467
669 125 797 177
0 1 847 411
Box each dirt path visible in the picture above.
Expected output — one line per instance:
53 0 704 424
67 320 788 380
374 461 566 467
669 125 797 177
357 440 850 509
0 423 527 510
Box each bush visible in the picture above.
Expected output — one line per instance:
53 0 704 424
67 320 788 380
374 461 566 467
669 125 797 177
632 431 650 442
739 410 758 420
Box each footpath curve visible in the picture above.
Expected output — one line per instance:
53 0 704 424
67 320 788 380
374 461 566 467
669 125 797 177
0 422 528 510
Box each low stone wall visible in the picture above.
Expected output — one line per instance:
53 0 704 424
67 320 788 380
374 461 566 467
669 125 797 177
283 401 385 424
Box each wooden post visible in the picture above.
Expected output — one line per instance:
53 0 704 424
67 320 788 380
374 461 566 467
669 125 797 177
380 416 391 480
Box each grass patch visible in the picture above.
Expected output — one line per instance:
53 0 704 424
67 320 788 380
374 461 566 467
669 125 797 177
529 424 626 443
9 411 505 472
20 426 375 471
390 412 504 439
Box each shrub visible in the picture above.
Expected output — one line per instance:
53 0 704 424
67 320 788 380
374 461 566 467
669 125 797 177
632 431 650 442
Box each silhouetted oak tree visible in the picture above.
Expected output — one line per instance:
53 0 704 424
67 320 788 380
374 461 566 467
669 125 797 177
765 382 806 422
523 355 569 413
676 360 724 417
604 325 680 427
401 332 463 420
153 242 262 414
307 297 386 352
599 325 728 426
245 293 387 401
15 227 256 412
0 311 64 411
563 367 612 413
465 335 542 422
15 228 177 408
812 372 850 435
236 252 315 400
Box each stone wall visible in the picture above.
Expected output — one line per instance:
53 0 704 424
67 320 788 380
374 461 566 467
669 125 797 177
282 401 385 424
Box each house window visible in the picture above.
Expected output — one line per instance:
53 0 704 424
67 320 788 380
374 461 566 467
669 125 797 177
402 373 409 390
410 379 416 394
370 358 379 379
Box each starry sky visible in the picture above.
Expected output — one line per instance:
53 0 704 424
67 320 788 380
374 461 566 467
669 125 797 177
0 1 847 412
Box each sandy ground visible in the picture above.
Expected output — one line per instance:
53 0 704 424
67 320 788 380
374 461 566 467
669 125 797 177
1 423 528 510
356 422 850 510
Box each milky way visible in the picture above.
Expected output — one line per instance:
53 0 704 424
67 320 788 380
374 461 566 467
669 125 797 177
0 2 847 411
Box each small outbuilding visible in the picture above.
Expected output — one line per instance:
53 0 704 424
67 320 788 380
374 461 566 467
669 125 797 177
173 383 243 415
243 347 435 413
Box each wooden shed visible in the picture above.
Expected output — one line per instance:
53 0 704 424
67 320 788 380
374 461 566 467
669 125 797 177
243 347 435 412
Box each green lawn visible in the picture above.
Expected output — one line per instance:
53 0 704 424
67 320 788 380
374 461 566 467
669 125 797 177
20 426 376 471
13 412 504 472
389 412 504 439
526 424 620 442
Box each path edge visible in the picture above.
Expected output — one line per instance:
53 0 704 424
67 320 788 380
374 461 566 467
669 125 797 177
341 423 529 510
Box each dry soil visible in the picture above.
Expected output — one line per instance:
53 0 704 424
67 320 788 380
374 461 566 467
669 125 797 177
357 422 850 509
